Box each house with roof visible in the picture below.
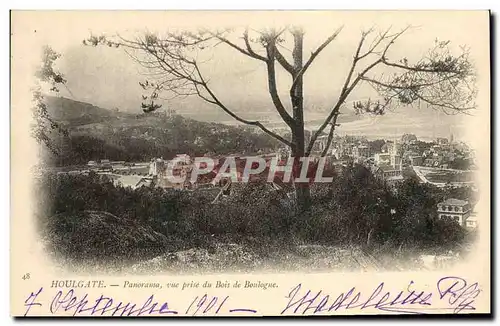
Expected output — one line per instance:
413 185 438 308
465 213 477 229
437 198 474 228
374 153 391 166
353 145 370 160
373 164 404 184
149 158 166 176
408 155 423 166
113 175 153 189
436 137 449 146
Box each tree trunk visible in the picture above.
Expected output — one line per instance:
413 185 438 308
291 142 311 213
290 29 311 213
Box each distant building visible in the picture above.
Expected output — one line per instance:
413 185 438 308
388 140 401 156
423 158 443 168
110 160 126 166
175 154 192 165
172 154 193 180
390 155 402 170
315 135 330 153
409 156 423 166
113 175 153 189
381 142 391 153
466 212 478 229
278 147 292 160
149 158 166 176
373 165 403 183
431 144 443 152
353 145 370 159
374 153 391 166
99 159 112 169
332 141 354 159
436 138 449 146
437 198 473 227
401 133 418 144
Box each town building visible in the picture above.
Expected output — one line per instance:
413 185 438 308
149 158 166 176
390 154 402 170
353 145 370 161
437 198 473 228
374 153 391 166
409 155 423 166
113 175 153 189
314 134 330 153
373 165 403 183
437 137 449 146
466 212 478 229
388 140 401 156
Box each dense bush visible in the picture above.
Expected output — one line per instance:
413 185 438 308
306 164 474 252
35 164 476 264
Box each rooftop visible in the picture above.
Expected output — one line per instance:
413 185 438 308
466 215 477 222
438 198 469 206
386 175 404 181
115 175 152 188
377 164 400 172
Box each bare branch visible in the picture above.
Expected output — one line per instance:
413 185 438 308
274 47 294 74
381 26 411 58
242 28 267 61
210 30 267 62
306 27 409 155
320 117 341 157
357 27 391 60
84 25 476 155
88 31 293 147
360 38 476 114
192 61 294 147
265 40 295 129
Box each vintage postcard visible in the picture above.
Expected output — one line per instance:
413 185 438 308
10 10 491 317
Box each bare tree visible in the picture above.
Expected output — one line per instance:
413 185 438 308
85 25 476 212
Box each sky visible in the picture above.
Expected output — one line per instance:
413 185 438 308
12 10 490 141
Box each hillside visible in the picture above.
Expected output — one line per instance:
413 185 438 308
45 95 132 126
44 96 280 166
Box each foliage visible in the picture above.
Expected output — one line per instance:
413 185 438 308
368 139 386 153
448 157 473 170
31 46 68 154
401 133 418 144
36 164 475 265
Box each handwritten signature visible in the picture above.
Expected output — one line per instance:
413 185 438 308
281 276 481 315
23 288 257 317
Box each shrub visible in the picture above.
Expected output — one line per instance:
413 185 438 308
36 164 475 265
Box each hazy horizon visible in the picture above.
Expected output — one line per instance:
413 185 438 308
22 11 485 143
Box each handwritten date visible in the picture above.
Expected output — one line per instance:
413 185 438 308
24 288 257 317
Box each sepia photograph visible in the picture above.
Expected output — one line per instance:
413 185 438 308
10 9 491 316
